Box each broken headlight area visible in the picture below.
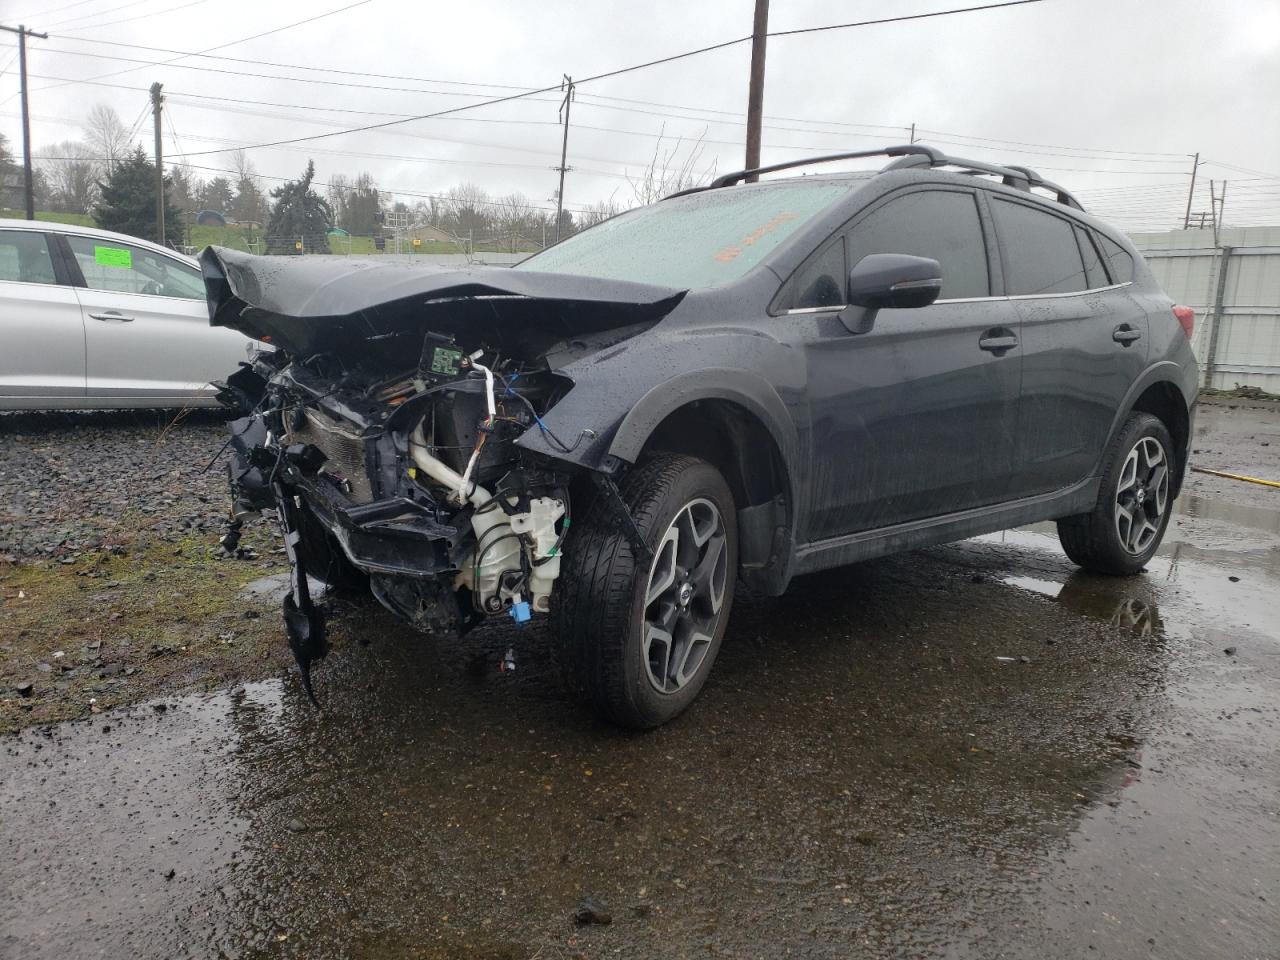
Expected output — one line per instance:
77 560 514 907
225 338 583 701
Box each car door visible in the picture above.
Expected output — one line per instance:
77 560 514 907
59 233 248 404
779 187 1023 539
990 198 1149 497
0 227 86 404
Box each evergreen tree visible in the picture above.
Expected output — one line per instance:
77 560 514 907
266 160 332 254
93 148 182 246
0 133 18 210
198 177 234 213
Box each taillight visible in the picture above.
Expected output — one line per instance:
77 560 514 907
1172 305 1194 340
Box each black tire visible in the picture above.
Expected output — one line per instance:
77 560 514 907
1057 412 1176 575
554 454 737 729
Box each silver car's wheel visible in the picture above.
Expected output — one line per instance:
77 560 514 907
1114 436 1169 555
642 498 729 694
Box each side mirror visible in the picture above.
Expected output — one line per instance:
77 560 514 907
838 253 943 334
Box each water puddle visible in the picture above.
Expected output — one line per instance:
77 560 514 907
238 572 326 600
1179 492 1280 534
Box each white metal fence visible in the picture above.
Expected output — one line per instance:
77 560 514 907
1130 226 1280 393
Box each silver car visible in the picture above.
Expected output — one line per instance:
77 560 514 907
0 219 258 409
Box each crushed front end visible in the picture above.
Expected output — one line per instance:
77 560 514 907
200 246 683 701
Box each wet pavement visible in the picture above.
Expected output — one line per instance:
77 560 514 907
2 403 1278 959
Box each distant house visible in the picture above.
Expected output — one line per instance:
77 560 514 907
195 210 227 227
404 224 456 245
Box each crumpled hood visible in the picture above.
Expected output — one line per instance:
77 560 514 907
200 246 686 359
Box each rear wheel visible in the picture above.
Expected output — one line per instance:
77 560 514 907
1057 412 1175 575
555 454 737 729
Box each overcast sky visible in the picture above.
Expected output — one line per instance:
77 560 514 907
2 0 1278 230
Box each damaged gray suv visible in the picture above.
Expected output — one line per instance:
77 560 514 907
204 145 1198 728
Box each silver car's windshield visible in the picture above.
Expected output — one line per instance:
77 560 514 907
518 179 862 290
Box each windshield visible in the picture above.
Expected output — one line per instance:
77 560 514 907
517 179 861 289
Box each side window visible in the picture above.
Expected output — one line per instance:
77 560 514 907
64 235 205 299
1074 225 1109 289
845 190 990 299
991 199 1088 295
0 230 58 285
781 237 845 310
1097 233 1135 284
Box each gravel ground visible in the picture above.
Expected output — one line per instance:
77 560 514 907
0 409 297 731
0 408 240 562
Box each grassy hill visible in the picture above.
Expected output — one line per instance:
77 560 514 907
1 210 538 256
0 209 95 227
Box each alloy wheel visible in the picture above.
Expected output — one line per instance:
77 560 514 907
1114 436 1169 555
641 498 729 693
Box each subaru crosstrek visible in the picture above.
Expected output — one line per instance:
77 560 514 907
203 144 1198 728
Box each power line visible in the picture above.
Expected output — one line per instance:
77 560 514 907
49 0 172 29
56 0 214 34
28 44 565 102
44 0 1059 159
32 0 374 93
45 32 542 93
13 0 103 21
913 126 1188 159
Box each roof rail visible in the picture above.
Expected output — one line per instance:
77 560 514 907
706 144 944 189
670 143 1085 211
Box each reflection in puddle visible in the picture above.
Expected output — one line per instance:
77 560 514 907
1003 573 1162 637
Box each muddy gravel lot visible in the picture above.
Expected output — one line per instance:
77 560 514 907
2 400 1278 959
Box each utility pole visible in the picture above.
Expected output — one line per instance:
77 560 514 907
1182 152 1199 230
743 0 769 181
150 82 165 244
1 23 48 220
1213 180 1223 241
554 75 574 242
909 123 916 144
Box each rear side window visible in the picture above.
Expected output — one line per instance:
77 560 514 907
0 230 58 285
992 199 1088 295
1074 225 1109 289
1097 234 1135 283
64 235 205 299
845 190 990 299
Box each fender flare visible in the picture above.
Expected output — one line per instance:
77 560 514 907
1095 360 1195 475
606 366 800 470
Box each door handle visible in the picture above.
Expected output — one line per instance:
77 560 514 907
1112 324 1142 345
89 311 135 323
978 331 1019 354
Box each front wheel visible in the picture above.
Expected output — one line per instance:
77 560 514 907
1057 412 1175 575
555 454 737 729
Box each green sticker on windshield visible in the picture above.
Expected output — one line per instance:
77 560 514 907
94 245 132 268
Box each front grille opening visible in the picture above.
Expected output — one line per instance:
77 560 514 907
286 407 374 503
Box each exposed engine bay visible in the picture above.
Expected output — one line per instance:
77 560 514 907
201 246 685 702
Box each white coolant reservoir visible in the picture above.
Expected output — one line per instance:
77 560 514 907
509 497 566 613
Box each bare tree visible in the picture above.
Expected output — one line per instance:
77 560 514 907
39 141 100 214
626 127 717 206
494 192 535 251
444 182 492 239
84 104 132 175
577 198 624 230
